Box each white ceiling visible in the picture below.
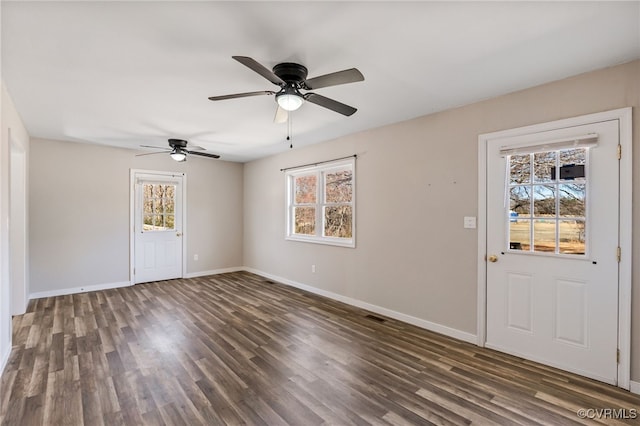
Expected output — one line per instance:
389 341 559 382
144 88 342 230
2 1 639 162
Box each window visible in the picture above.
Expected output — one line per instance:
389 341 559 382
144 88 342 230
142 183 176 231
508 147 588 256
286 158 355 247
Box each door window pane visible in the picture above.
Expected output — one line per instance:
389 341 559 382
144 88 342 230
154 215 163 227
510 154 531 184
559 184 585 217
510 186 531 217
560 148 586 167
153 198 163 214
559 220 586 254
509 219 530 251
166 185 175 199
144 200 153 215
166 198 175 214
166 214 175 229
534 151 556 183
533 185 555 216
142 183 176 231
533 219 556 253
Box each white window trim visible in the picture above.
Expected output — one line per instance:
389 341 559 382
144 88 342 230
285 158 356 248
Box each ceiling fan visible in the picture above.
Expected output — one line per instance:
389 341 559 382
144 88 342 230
208 56 364 122
136 139 220 162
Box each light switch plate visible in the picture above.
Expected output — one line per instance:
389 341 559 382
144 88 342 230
464 216 477 229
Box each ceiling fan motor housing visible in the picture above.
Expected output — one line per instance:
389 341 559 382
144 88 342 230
272 63 308 85
168 138 188 148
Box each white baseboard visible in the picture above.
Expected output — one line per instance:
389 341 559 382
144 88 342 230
184 267 245 279
29 280 132 299
244 267 477 345
27 267 244 300
630 380 640 395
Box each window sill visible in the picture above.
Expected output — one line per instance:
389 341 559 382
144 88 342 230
286 235 355 248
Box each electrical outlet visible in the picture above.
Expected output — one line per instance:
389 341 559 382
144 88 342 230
311 264 316 273
194 254 199 261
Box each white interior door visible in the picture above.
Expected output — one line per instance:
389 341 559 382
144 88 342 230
133 172 184 284
486 120 620 384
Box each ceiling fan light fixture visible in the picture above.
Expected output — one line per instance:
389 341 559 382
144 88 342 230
170 148 187 162
276 93 303 111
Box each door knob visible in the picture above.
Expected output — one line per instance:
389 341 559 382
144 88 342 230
176 232 182 237
487 254 498 263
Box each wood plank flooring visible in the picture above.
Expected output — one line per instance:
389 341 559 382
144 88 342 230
1 272 639 425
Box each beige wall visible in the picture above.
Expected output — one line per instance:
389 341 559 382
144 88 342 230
243 60 640 381
1 83 30 371
29 138 243 294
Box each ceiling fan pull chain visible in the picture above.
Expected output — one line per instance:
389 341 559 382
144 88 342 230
287 112 293 149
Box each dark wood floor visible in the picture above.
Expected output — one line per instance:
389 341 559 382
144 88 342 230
1 272 638 425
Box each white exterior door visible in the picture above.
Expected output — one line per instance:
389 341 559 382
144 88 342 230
133 172 184 284
486 120 620 384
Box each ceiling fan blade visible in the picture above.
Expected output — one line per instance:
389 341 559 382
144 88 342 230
140 145 171 150
304 68 364 90
135 151 166 157
208 90 276 101
232 56 285 86
186 150 220 159
274 105 288 124
304 93 357 116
